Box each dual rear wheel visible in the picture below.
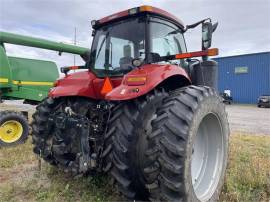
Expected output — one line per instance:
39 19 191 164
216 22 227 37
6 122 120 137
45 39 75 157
31 85 229 201
105 86 229 201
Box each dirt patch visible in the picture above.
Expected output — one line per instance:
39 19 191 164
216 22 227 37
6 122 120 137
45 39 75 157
0 160 38 184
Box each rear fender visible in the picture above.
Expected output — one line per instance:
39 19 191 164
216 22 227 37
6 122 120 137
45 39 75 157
105 64 191 100
48 71 123 99
49 71 98 99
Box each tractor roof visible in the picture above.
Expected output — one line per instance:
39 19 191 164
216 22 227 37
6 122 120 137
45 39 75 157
94 5 185 29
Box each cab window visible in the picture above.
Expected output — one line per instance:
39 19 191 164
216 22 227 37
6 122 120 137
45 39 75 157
149 17 187 65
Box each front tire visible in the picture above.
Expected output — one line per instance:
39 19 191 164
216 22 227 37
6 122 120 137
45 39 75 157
144 86 229 202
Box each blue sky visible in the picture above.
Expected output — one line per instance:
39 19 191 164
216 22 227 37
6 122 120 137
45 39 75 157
0 0 269 68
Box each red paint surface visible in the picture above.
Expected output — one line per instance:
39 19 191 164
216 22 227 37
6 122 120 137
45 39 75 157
97 5 184 28
49 64 190 101
99 10 129 24
48 71 122 100
106 64 190 100
148 6 184 27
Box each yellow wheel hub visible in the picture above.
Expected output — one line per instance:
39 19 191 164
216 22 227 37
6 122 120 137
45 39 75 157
0 120 23 143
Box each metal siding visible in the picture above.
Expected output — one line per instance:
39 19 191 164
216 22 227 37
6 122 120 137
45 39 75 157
215 52 270 104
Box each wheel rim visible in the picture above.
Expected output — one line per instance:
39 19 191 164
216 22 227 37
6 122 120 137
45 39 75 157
0 120 23 143
191 113 225 201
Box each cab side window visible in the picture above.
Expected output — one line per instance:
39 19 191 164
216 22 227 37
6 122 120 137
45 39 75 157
149 17 187 65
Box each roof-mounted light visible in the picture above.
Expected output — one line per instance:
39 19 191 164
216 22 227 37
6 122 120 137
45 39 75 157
128 7 139 15
97 5 184 28
91 20 97 28
140 5 153 12
128 6 153 15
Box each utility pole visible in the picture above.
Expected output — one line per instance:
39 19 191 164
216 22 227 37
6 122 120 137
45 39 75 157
73 27 77 66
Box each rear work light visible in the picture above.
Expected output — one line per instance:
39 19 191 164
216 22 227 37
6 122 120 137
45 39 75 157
128 7 139 15
60 65 87 75
61 66 79 74
91 20 97 27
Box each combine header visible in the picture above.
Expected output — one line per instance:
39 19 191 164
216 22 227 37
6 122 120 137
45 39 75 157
0 31 89 146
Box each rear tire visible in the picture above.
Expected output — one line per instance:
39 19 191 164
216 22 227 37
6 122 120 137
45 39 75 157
0 111 29 147
32 97 95 173
32 98 58 165
103 90 168 200
144 86 229 202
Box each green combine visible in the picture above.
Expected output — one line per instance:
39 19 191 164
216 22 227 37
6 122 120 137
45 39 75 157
0 31 89 146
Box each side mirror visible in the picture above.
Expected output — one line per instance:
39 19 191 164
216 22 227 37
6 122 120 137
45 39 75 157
202 22 218 50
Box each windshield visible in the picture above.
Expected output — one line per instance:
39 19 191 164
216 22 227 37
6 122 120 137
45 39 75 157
89 17 146 77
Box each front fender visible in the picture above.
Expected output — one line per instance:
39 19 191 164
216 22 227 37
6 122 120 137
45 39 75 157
105 64 191 101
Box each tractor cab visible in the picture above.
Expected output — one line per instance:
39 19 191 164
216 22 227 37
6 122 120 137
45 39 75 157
89 6 187 77
55 5 218 100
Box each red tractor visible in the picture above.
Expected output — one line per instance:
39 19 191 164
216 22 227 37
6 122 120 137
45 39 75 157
32 5 229 202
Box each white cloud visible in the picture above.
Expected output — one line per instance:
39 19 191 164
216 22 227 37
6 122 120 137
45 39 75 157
0 0 269 68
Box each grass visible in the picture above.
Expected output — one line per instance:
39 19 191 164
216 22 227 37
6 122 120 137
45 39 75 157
220 134 270 202
0 133 269 202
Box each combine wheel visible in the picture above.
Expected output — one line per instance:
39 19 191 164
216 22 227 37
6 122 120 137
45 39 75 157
144 86 229 202
0 111 29 147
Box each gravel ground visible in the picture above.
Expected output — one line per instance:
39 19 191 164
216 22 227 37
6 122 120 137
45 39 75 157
226 104 270 135
1 101 269 135
0 100 36 121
